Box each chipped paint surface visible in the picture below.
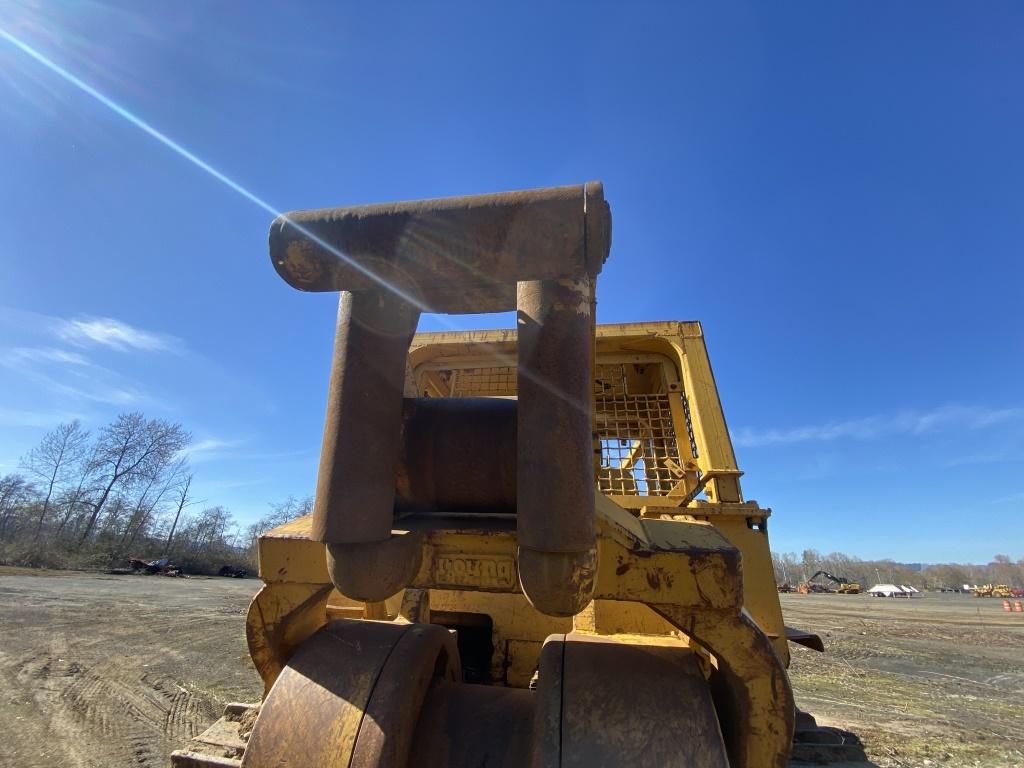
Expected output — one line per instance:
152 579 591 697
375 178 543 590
281 240 322 286
550 277 593 315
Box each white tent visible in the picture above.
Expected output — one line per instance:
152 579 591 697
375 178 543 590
867 583 909 597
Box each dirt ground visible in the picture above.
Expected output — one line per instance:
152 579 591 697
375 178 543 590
0 566 262 768
1 567 1022 767
782 592 1024 768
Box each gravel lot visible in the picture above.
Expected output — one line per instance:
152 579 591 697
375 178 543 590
782 592 1024 767
1 567 1021 767
0 567 261 768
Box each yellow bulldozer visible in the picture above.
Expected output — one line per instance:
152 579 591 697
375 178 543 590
974 584 1013 598
172 183 863 767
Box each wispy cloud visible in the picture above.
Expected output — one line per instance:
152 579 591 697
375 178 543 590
734 405 1024 448
57 316 181 353
10 346 91 366
1 306 184 355
32 371 143 406
1 309 182 408
176 438 244 464
174 441 315 467
2 346 147 407
196 477 273 492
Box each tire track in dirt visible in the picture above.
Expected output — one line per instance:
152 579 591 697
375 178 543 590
0 571 262 768
8 649 215 766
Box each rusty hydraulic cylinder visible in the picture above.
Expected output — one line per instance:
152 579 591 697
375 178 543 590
270 182 611 314
516 278 597 616
274 182 611 605
312 290 420 545
396 398 517 514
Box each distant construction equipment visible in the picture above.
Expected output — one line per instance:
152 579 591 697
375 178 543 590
974 584 1013 598
797 570 860 594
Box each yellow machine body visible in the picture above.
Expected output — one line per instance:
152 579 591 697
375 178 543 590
395 321 790 668
171 184 847 768
237 322 793 767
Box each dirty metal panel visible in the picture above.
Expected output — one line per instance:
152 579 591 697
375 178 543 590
557 635 729 767
503 639 545 687
243 621 407 768
593 498 742 611
257 514 330 584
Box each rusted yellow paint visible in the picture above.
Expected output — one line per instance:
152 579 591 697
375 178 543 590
244 321 797 768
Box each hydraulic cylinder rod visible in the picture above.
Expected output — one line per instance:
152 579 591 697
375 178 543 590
515 277 597 616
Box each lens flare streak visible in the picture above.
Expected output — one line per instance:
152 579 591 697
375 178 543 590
0 24 431 311
0 25 591 416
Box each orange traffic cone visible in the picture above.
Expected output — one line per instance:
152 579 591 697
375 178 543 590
1003 600 1012 612
1015 600 1023 612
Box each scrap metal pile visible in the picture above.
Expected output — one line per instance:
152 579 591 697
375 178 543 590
127 557 184 577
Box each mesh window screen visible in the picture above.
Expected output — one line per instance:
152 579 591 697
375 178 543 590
415 360 690 497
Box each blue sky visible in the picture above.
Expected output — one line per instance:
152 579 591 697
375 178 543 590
1 2 1021 562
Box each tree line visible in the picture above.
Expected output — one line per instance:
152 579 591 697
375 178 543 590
5 415 1021 586
772 549 1024 590
0 414 309 575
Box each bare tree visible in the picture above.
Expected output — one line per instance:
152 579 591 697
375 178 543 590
800 549 821 581
771 551 798 584
258 495 313 535
0 474 37 537
20 420 89 541
246 495 313 552
77 413 190 546
123 461 189 553
116 473 164 554
163 472 194 555
990 554 1016 586
53 449 98 538
1 418 305 575
179 506 234 553
99 495 128 538
116 459 188 551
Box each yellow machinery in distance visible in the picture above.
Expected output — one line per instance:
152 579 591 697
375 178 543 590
973 584 1013 598
172 182 856 768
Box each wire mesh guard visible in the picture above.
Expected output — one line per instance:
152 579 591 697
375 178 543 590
415 361 693 498
595 393 683 496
